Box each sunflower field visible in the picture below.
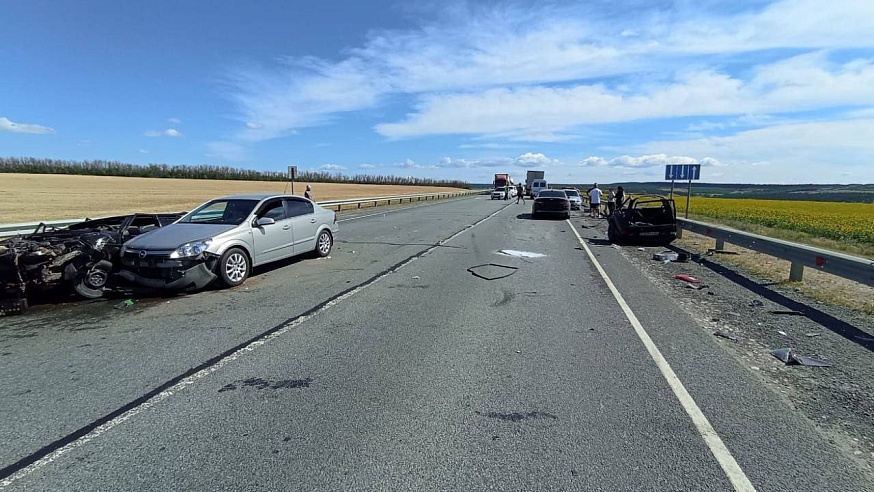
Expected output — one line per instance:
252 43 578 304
672 197 874 245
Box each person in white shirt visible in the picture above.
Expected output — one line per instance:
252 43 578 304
587 183 603 218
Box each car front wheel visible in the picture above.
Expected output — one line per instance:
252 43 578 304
218 247 250 287
73 261 111 299
315 230 333 257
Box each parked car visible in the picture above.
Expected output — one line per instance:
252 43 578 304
532 189 570 219
118 194 337 292
0 212 185 314
491 187 509 200
531 179 548 197
562 188 583 210
607 194 677 245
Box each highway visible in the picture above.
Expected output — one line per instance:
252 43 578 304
0 196 871 491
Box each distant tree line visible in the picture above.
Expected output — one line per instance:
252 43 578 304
0 157 470 189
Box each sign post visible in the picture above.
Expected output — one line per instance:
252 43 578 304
287 165 298 195
664 164 701 218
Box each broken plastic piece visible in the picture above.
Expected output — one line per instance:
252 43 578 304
770 348 833 367
673 274 701 284
778 330 787 336
653 251 678 261
114 299 135 309
749 300 764 307
714 330 744 341
411 275 420 279
770 310 805 316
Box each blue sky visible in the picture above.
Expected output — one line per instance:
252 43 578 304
2 0 872 185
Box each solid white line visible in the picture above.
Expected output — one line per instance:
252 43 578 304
0 202 509 488
567 220 757 492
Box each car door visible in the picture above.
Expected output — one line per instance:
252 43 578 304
285 198 318 254
251 198 293 265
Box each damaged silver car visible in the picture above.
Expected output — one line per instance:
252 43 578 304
118 193 337 292
0 213 185 315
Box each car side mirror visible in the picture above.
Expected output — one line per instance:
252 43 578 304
255 217 275 227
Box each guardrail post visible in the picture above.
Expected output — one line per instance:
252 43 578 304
676 224 683 239
715 239 725 250
789 262 804 282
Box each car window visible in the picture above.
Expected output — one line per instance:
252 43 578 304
257 199 287 221
285 198 314 218
181 199 258 225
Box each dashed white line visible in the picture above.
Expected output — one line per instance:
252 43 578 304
568 219 757 492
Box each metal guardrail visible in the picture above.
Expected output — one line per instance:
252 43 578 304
0 191 482 238
677 218 874 287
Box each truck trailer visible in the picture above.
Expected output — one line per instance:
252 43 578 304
525 170 545 197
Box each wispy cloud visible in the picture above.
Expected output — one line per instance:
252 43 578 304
145 128 183 137
206 141 247 161
168 117 182 124
320 163 346 171
222 1 873 143
581 154 721 169
0 116 55 134
138 148 149 154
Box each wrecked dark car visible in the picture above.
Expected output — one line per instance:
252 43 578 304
0 213 184 314
607 195 677 246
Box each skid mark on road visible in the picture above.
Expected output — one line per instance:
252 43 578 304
0 202 514 488
568 220 757 492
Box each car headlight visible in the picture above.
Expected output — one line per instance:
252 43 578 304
170 238 213 258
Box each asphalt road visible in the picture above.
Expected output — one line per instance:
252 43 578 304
0 196 871 491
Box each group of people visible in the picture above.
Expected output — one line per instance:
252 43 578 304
585 184 625 218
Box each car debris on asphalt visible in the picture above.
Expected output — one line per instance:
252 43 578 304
770 347 833 367
770 310 805 316
673 274 701 284
714 330 744 342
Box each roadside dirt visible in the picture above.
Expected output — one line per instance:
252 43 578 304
613 235 874 474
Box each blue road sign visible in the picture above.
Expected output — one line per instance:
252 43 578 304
665 164 701 180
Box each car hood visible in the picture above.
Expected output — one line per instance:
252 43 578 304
125 223 238 250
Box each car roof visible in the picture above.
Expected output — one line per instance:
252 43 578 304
213 193 305 201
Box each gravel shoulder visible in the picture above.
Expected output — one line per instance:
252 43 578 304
599 220 874 472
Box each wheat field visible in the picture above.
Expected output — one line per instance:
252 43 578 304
0 173 468 223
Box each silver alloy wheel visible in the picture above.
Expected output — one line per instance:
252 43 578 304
318 231 332 256
225 251 248 282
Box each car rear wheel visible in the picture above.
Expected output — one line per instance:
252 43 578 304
218 248 250 287
73 261 111 299
314 230 333 257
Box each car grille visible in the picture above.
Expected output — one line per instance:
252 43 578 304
121 252 193 281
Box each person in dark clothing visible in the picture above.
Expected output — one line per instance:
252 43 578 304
304 184 313 201
516 183 525 204
615 186 625 211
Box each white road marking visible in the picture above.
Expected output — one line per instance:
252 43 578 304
0 203 510 488
568 220 757 492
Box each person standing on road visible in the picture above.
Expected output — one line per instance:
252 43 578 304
607 189 616 216
588 183 603 218
304 184 314 201
615 186 625 212
516 183 525 204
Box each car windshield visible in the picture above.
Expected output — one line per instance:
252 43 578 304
179 199 259 225
537 190 567 198
564 190 580 197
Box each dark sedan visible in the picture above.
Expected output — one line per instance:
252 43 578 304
532 189 570 219
0 212 185 314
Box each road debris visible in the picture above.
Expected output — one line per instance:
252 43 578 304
610 244 621 250
707 249 740 255
770 348 833 367
714 330 744 341
778 330 788 336
411 276 420 279
749 300 765 307
673 274 701 284
770 310 805 316
806 333 821 337
114 299 136 309
496 250 546 258
467 264 519 281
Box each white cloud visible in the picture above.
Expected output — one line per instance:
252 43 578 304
320 163 346 171
145 128 183 137
206 141 247 161
581 154 717 169
0 116 55 134
138 149 149 154
222 1 874 142
359 163 376 169
168 117 181 124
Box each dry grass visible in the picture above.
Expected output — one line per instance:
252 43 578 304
675 232 874 315
0 173 467 223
